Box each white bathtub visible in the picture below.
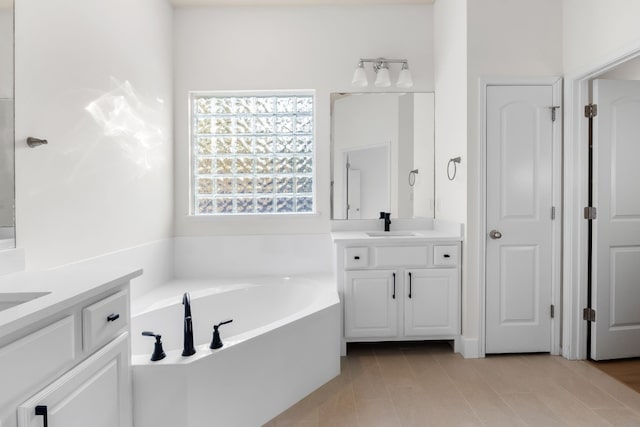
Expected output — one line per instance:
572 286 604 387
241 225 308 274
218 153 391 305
131 275 340 427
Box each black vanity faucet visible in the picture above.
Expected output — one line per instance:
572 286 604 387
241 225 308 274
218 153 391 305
379 212 391 232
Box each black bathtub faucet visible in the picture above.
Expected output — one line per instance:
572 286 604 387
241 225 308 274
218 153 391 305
379 212 391 232
182 292 196 357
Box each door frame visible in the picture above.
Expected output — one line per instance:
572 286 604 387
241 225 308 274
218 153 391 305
478 77 563 357
563 44 640 360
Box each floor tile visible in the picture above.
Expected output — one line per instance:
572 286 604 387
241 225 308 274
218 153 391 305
264 343 640 427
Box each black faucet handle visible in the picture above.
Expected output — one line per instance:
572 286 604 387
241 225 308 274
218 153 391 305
142 331 160 339
211 319 233 349
215 319 233 329
141 331 166 361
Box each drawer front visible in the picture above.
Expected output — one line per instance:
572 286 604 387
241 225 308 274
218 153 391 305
344 247 369 269
374 246 429 268
83 290 129 352
433 245 459 266
0 315 76 407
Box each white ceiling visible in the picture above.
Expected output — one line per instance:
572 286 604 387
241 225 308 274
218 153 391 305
170 0 433 6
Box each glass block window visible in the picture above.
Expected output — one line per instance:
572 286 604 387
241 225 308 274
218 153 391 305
192 93 315 215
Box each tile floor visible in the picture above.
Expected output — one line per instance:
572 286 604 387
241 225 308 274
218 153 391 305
264 342 640 426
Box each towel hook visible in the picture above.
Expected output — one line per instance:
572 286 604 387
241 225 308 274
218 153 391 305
27 137 48 148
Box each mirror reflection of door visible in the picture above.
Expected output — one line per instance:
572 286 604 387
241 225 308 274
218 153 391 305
0 2 14 250
344 146 390 219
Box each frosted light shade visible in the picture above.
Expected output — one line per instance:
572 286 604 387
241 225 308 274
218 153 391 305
374 68 391 88
351 66 368 88
396 68 413 88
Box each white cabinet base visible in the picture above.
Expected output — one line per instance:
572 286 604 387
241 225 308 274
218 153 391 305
336 239 461 352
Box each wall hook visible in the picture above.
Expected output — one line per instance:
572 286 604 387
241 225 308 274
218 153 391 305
27 137 48 148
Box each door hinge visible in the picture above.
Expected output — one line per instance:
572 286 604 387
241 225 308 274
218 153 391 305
583 307 596 322
549 106 560 122
551 206 556 220
550 304 555 318
584 206 597 220
584 104 598 118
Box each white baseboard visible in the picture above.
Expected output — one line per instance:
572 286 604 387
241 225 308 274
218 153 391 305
460 336 482 359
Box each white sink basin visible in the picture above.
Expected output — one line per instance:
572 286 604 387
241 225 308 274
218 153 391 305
366 231 416 237
0 292 50 312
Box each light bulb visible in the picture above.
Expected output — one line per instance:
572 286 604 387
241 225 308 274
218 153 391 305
351 61 368 87
374 63 391 88
396 63 413 88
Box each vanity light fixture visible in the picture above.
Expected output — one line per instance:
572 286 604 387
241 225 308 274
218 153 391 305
351 58 413 88
351 61 368 88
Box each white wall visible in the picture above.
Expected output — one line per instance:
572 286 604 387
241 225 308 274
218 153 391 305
173 5 434 236
14 0 174 270
563 0 640 75
433 0 467 226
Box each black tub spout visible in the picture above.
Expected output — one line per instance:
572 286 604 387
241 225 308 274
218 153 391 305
182 292 196 357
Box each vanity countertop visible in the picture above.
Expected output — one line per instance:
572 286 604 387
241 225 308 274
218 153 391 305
0 262 142 339
331 229 463 243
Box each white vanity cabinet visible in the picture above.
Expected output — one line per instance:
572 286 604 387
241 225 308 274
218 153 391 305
335 236 461 348
0 272 137 427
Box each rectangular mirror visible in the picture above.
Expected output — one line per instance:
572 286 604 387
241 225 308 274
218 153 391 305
0 0 14 250
330 92 434 220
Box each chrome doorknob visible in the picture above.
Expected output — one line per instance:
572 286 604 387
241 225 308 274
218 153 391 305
489 230 502 239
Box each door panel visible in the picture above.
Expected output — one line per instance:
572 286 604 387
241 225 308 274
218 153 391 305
500 246 538 323
486 85 554 353
404 269 458 337
344 270 397 338
592 79 640 360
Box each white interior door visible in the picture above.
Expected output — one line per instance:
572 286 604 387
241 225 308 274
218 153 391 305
347 168 361 219
343 145 389 218
485 85 555 353
591 79 640 360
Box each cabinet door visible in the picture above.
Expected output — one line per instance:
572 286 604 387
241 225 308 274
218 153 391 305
17 333 132 427
404 269 459 337
345 270 398 338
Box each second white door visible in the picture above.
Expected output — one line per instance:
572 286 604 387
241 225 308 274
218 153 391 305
485 84 557 353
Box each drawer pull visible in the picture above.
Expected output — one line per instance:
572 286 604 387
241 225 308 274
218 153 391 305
444 254 451 258
408 272 412 299
354 256 360 260
392 273 396 299
35 405 48 427
106 313 120 322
